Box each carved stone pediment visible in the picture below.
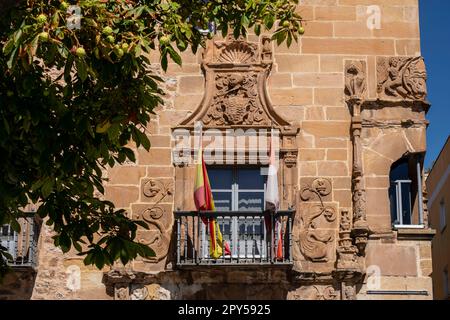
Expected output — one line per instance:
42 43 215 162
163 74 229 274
377 56 427 101
178 35 290 128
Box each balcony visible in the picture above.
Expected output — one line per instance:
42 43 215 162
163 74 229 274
175 210 294 266
1 216 40 268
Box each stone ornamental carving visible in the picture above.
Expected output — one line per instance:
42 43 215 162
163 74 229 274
297 178 336 262
142 179 173 202
203 72 270 126
342 283 357 300
345 60 367 99
130 284 149 300
290 285 338 300
336 210 359 271
352 189 366 223
216 36 258 64
344 61 370 257
114 283 130 300
135 206 171 262
377 56 427 101
178 35 291 128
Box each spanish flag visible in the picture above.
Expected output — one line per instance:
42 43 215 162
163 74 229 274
194 146 231 259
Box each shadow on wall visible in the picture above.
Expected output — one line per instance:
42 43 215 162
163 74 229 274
0 269 37 300
185 284 290 300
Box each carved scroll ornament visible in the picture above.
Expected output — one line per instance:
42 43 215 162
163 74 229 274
142 179 173 202
135 206 171 262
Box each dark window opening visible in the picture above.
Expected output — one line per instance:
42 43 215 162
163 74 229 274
389 154 425 227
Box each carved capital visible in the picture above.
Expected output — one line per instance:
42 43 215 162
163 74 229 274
345 60 367 101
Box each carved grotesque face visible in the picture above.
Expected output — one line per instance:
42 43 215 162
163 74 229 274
390 58 398 68
314 179 328 195
347 64 359 76
228 74 244 87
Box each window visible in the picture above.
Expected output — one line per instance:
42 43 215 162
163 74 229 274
0 217 39 267
201 167 267 259
440 200 447 232
389 155 425 227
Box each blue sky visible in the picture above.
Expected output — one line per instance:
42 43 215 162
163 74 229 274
419 0 450 169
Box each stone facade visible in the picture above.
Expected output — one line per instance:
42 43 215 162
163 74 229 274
1 0 436 300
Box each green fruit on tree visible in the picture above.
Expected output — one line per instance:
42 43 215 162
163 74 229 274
121 43 129 51
75 47 86 57
298 26 305 35
159 35 170 46
39 32 49 42
282 20 290 28
102 26 113 35
115 48 124 58
60 1 69 11
106 35 115 43
6 90 14 97
96 120 111 133
94 47 100 59
37 14 47 24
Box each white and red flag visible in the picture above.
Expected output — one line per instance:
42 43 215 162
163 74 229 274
264 130 283 260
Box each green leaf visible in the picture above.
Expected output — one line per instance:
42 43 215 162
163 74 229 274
161 52 168 71
167 46 182 65
41 179 54 199
75 59 88 82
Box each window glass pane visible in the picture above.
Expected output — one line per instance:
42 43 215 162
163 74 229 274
237 168 266 190
238 192 265 211
201 217 232 258
212 192 232 211
389 183 398 224
236 217 266 258
390 160 410 182
208 168 233 190
401 182 412 225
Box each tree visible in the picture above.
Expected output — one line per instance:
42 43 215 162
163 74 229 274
0 0 303 278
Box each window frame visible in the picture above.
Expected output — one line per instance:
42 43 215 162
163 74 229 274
200 166 269 259
390 155 425 229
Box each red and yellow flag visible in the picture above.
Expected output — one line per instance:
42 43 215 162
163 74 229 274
194 146 230 259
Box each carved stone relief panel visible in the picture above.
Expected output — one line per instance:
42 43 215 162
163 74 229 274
141 178 174 203
178 35 292 129
287 285 339 300
293 178 338 265
203 72 270 126
377 56 427 101
132 203 173 263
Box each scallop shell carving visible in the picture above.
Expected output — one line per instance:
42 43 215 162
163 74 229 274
218 42 256 64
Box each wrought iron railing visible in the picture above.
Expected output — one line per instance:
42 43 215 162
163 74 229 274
175 210 294 266
1 216 40 268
